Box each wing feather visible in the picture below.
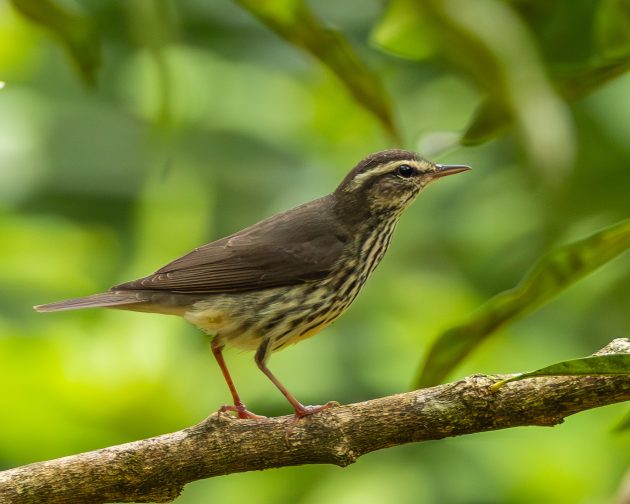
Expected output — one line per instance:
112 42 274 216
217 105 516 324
113 195 348 294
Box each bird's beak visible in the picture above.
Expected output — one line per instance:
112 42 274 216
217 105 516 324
432 164 472 179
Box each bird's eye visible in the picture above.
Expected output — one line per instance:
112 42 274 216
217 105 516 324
397 164 414 178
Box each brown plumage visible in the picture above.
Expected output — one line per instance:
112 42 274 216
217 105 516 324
35 149 470 419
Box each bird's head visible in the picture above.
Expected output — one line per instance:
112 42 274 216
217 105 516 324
335 149 470 217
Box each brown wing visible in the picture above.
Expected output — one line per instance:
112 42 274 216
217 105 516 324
113 195 348 294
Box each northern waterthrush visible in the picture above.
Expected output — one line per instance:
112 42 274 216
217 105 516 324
35 149 470 419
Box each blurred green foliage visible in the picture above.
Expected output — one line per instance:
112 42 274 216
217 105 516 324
9 0 101 85
0 0 629 503
237 0 400 142
418 218 630 387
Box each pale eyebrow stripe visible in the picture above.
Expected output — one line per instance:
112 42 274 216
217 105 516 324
344 160 424 191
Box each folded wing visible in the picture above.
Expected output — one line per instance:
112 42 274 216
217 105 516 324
113 196 348 294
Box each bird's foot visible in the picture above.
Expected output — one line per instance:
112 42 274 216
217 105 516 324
284 401 339 441
218 402 267 420
293 400 338 418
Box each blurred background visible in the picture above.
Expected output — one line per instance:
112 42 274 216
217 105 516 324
1 0 629 502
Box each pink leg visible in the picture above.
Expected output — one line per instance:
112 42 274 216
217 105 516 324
255 340 335 418
211 342 265 420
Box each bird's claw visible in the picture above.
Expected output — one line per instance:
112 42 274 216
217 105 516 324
218 403 267 420
284 401 339 442
293 400 338 418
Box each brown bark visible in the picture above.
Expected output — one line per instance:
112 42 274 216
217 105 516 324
1 338 629 504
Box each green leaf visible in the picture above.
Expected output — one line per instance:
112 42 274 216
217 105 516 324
235 0 400 142
489 354 630 391
556 58 630 101
371 0 435 60
415 218 630 388
596 0 630 59
10 0 101 86
460 100 510 146
463 57 630 145
614 409 630 432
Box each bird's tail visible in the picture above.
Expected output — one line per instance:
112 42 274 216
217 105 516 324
34 291 144 312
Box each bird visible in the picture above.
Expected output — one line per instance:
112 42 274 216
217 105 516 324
35 149 470 420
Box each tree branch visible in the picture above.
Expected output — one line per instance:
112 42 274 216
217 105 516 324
2 338 629 504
